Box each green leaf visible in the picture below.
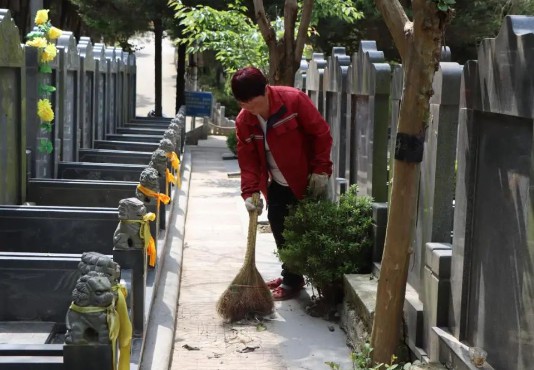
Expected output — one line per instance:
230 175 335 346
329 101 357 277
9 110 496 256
38 139 53 154
39 64 53 74
438 3 449 11
40 123 53 132
26 31 45 39
256 323 266 332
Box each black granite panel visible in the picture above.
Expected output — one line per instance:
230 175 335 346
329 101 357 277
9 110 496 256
105 133 163 143
58 162 145 182
0 206 117 254
78 149 152 165
93 140 158 152
27 179 136 207
0 255 80 322
116 127 166 136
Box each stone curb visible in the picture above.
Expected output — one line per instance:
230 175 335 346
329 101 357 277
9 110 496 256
139 147 192 370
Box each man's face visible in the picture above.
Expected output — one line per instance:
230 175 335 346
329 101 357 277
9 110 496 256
238 92 269 116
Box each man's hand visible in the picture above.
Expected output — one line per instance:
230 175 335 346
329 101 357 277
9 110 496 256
308 173 329 199
245 193 263 215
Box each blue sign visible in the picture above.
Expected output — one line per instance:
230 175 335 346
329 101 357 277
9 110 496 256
185 91 213 116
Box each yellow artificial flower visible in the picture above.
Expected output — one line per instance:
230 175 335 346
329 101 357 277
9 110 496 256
37 99 54 122
47 27 62 40
35 9 49 26
41 43 57 63
26 37 47 48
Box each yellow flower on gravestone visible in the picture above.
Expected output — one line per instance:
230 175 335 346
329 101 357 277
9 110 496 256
34 9 49 25
41 43 57 63
37 99 54 123
47 26 62 40
26 36 48 48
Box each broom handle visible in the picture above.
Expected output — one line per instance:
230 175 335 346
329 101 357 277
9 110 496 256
243 193 260 266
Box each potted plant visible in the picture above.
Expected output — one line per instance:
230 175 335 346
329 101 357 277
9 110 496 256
279 185 373 315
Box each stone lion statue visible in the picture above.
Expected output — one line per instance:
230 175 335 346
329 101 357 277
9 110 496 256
163 129 178 150
149 149 168 178
136 167 160 205
65 271 115 345
113 198 147 251
78 252 121 286
159 138 175 154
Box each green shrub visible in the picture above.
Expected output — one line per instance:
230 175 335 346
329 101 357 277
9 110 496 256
226 130 237 155
279 185 373 298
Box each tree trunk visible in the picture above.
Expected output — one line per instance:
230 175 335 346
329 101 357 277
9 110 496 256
153 17 163 117
175 42 186 113
268 42 298 86
370 0 450 364
253 0 311 87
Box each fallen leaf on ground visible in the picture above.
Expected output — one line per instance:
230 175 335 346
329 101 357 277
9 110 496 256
182 344 200 351
237 346 260 353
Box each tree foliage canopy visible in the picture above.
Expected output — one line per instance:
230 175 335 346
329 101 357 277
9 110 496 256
169 0 362 83
67 0 171 49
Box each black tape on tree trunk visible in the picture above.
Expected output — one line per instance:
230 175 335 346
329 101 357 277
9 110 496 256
394 132 424 163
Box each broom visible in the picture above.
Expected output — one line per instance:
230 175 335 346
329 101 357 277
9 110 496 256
217 193 274 321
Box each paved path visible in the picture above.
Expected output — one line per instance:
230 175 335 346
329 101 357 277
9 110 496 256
133 32 354 370
134 32 177 117
168 136 353 370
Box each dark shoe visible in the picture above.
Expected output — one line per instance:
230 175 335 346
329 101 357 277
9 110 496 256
272 285 302 301
266 277 283 290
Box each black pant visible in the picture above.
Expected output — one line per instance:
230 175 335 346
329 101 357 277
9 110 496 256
267 181 304 288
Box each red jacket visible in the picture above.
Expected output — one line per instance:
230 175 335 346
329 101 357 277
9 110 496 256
236 85 333 201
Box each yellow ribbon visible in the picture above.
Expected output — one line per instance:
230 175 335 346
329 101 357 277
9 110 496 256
137 184 170 205
165 152 181 189
69 285 132 370
112 285 132 370
166 151 179 171
122 212 157 267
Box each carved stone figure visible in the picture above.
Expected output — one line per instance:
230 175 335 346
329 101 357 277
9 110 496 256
65 271 114 345
163 129 178 149
78 252 121 285
113 198 147 250
159 138 175 154
136 167 160 204
149 149 167 177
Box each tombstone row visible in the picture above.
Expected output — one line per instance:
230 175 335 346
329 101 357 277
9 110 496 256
0 9 137 207
0 8 190 368
296 15 534 370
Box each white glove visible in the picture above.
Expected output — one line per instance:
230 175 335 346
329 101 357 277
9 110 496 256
245 193 263 215
308 173 329 199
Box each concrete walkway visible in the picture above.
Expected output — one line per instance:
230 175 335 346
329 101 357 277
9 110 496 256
133 31 354 370
165 136 354 370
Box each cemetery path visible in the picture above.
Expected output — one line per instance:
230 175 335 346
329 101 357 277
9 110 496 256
134 32 177 118
161 136 353 370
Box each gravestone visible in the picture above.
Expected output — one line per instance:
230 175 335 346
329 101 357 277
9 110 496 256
105 47 118 135
349 41 391 202
57 31 81 162
25 34 61 179
294 57 308 92
93 43 107 141
0 10 26 204
115 48 125 128
323 47 351 191
78 39 95 149
409 61 462 293
447 16 534 370
306 53 327 115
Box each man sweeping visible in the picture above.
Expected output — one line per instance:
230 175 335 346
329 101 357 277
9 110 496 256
231 66 333 301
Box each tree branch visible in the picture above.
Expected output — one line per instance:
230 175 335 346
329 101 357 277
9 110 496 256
284 0 298 63
294 0 313 65
253 0 277 53
373 0 410 58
